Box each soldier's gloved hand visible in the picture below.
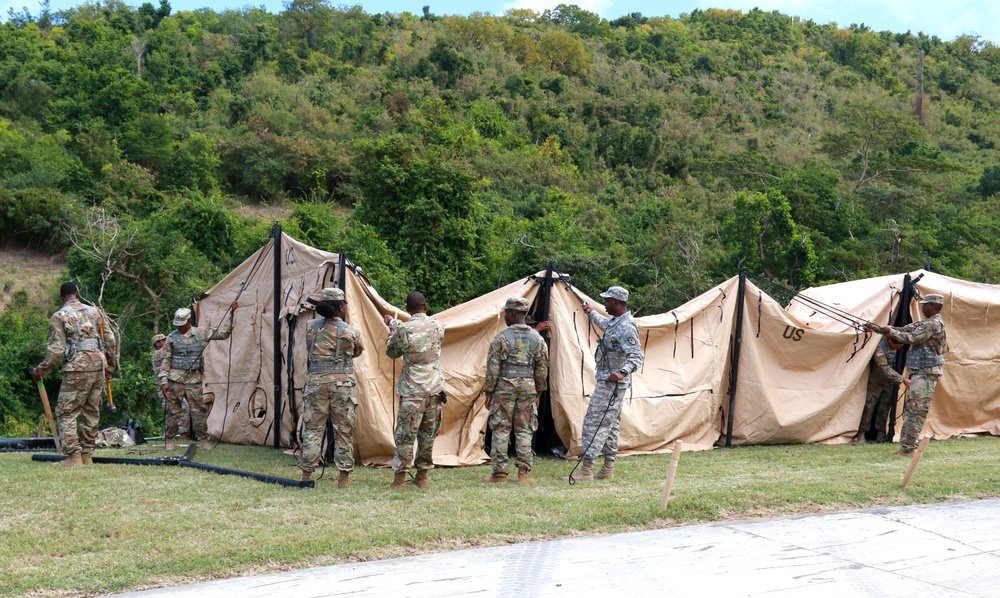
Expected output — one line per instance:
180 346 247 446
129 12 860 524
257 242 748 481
105 368 113 382
485 395 492 409
902 378 911 388
230 300 238 312
161 384 170 397
31 368 42 383
383 314 394 326
582 303 593 315
607 371 626 383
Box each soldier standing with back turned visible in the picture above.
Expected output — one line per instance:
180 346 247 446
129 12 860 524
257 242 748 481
298 288 364 487
383 291 445 490
867 293 946 455
483 297 549 484
32 282 118 466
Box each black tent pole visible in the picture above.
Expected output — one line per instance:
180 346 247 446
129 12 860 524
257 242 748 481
272 223 282 449
886 273 916 441
539 261 554 323
725 270 747 449
337 251 347 291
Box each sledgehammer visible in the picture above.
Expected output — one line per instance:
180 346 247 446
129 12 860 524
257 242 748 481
104 377 117 413
36 380 62 453
97 318 117 413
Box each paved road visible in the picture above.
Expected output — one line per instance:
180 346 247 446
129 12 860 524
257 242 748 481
114 499 1000 597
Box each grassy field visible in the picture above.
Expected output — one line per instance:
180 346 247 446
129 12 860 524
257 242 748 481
2 436 999 597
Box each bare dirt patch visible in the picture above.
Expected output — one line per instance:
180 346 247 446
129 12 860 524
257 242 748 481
0 247 66 313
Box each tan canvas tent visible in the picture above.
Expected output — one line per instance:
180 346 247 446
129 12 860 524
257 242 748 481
195 234 1000 467
197 229 531 466
543 274 737 455
793 270 1000 441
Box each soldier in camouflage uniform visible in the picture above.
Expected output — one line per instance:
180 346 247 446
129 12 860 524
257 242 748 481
853 337 909 443
152 334 191 440
159 301 237 451
575 286 644 481
299 288 365 487
383 291 445 490
32 282 118 467
483 297 549 484
867 293 946 455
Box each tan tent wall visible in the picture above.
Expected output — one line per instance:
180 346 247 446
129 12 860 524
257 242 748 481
198 232 520 466
201 234 338 447
722 279 897 445
432 279 541 466
794 270 1000 442
547 276 738 456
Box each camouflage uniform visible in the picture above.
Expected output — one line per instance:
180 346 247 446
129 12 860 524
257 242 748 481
35 299 118 457
858 338 904 441
152 339 189 438
158 308 234 442
299 299 364 475
582 292 644 464
386 312 445 474
884 301 946 452
484 305 549 476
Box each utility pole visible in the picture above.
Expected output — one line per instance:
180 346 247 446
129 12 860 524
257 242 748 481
913 50 926 127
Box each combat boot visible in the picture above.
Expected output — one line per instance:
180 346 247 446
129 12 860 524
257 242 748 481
566 460 594 482
198 438 212 450
411 469 428 488
338 471 350 488
177 434 191 442
391 471 407 490
484 472 508 483
301 470 312 483
517 468 536 484
594 459 614 480
52 453 82 467
165 438 175 451
81 453 93 465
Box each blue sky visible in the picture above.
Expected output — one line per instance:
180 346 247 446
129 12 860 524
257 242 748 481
6 0 999 44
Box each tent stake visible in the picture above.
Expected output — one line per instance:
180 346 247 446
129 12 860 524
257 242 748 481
660 440 683 510
900 435 931 489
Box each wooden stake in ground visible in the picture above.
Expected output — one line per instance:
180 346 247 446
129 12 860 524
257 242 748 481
901 435 932 489
36 381 62 453
660 440 683 510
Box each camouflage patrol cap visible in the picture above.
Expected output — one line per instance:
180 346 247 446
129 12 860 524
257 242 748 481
172 308 192 326
320 287 345 301
503 297 530 312
599 286 629 302
151 334 166 345
920 293 944 305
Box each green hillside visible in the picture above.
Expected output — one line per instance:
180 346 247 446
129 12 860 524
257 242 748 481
1 1 998 433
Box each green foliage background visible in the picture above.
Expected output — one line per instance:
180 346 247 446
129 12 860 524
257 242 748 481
2 1 999 433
